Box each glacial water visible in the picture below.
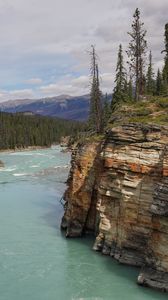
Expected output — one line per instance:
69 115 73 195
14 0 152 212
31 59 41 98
0 147 167 300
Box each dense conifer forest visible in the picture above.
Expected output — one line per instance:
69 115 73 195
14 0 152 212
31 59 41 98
0 112 85 150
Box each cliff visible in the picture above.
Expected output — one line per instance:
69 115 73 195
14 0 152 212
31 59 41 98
61 123 168 292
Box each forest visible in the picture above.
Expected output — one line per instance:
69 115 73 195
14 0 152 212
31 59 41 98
88 8 168 133
1 9 168 149
0 112 84 150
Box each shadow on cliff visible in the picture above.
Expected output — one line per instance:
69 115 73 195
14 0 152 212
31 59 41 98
62 142 104 236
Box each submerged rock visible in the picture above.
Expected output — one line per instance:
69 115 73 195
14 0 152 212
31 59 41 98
61 123 168 292
0 160 4 168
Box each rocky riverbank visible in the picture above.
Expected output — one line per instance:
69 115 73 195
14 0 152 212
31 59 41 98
61 123 168 292
0 145 51 153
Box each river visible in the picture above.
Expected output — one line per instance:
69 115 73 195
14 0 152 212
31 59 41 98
0 147 167 300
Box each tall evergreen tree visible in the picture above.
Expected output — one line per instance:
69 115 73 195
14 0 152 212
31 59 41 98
146 50 155 95
89 46 102 133
156 69 164 96
103 93 111 127
162 23 168 93
127 8 147 101
127 78 133 101
112 44 127 111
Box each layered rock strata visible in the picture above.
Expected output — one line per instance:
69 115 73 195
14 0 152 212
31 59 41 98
61 123 168 292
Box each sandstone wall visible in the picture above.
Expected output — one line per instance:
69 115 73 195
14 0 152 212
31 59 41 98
61 124 168 292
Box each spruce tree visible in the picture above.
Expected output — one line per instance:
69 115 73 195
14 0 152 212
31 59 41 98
146 51 155 95
127 78 133 101
89 46 102 133
156 69 164 96
112 44 127 111
103 93 111 127
162 23 168 93
127 8 147 101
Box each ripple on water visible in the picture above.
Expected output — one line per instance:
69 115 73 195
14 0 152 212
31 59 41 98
0 148 167 300
13 173 29 177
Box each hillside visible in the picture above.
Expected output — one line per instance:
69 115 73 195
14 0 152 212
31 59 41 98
108 96 168 127
0 112 85 150
0 95 90 121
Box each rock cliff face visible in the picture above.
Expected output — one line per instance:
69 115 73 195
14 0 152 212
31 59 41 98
61 123 168 292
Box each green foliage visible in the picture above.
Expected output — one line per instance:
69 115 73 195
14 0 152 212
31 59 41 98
146 51 155 95
88 46 103 134
127 8 147 101
162 23 168 90
103 94 111 127
134 107 152 116
0 112 85 150
127 78 134 101
155 69 167 96
129 113 168 125
155 97 168 108
85 134 104 143
109 96 168 126
112 44 127 111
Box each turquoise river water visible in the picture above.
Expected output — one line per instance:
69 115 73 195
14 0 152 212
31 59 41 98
0 147 167 300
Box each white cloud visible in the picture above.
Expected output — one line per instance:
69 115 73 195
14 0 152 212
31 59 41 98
39 76 89 97
0 89 34 102
0 0 167 99
39 72 114 97
24 78 43 85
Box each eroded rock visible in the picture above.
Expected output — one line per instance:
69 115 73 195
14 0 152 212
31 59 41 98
61 123 168 292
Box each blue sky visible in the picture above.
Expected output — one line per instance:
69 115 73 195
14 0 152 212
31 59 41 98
0 0 168 102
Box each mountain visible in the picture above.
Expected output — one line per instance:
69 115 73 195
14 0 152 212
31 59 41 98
0 94 112 121
0 95 90 121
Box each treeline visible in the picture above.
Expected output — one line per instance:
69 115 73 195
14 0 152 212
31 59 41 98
88 8 168 133
0 112 85 150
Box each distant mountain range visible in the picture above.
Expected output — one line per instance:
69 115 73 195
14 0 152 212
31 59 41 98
0 94 112 121
0 95 90 121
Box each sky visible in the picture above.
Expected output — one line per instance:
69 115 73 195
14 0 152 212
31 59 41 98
0 0 167 102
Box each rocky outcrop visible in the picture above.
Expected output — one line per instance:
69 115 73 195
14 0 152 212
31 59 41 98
61 142 103 237
61 123 168 292
60 136 70 148
0 160 4 168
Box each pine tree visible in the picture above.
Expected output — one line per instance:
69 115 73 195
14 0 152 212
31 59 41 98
127 78 133 101
146 51 155 95
162 23 168 94
127 8 147 101
89 45 103 133
112 44 127 111
156 69 164 96
103 93 111 127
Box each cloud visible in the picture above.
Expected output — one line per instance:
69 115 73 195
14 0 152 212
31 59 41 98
0 89 34 102
24 78 43 85
39 75 89 97
0 0 167 99
39 72 114 97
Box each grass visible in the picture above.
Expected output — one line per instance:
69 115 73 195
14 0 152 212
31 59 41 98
108 96 168 127
73 96 168 145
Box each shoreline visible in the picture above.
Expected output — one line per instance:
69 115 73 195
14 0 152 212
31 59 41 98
0 145 53 154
